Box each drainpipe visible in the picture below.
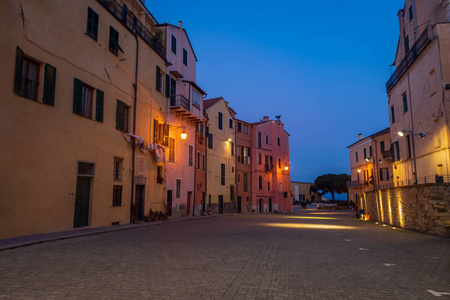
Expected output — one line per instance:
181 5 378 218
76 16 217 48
130 33 139 222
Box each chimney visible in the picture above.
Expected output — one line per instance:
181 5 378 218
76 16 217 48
178 21 183 29
358 133 362 140
262 116 269 122
275 115 281 122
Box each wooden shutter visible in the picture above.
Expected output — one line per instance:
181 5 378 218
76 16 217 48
73 78 83 115
170 77 176 96
116 100 126 131
165 74 170 97
95 89 104 122
156 66 161 92
43 64 56 106
14 47 24 94
163 124 169 146
153 119 159 143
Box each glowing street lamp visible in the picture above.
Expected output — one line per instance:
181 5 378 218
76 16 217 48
181 131 187 140
397 129 426 184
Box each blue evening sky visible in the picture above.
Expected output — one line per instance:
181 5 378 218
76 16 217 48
147 0 405 198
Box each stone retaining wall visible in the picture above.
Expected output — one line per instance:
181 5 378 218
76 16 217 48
362 184 450 237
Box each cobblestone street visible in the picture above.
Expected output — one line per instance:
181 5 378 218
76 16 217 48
0 210 449 299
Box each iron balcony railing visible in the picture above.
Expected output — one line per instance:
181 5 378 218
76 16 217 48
97 0 166 59
386 26 433 93
346 181 362 188
170 94 190 111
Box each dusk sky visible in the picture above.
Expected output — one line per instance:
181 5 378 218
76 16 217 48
147 0 405 196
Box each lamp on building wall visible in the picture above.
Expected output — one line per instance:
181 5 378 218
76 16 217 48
397 129 426 184
227 138 232 142
169 125 187 140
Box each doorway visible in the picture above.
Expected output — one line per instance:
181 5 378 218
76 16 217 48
167 190 173 216
218 195 223 214
269 198 272 212
237 196 242 213
74 176 90 228
187 191 192 216
135 185 145 221
259 199 263 213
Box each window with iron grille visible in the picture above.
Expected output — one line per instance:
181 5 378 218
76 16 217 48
112 185 122 206
113 157 123 182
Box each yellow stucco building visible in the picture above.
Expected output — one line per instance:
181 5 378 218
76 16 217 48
0 0 167 239
204 98 236 214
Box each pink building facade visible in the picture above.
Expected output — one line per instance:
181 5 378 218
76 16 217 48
158 21 206 217
252 116 291 213
235 119 254 213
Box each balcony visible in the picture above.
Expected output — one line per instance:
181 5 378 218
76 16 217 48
346 181 361 188
169 94 203 122
382 150 393 160
264 164 273 172
97 0 166 59
386 26 433 93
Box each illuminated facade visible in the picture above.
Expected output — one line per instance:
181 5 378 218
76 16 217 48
386 0 450 186
253 116 291 213
235 119 254 213
204 97 236 214
347 129 393 205
290 181 320 203
0 0 167 238
158 21 206 217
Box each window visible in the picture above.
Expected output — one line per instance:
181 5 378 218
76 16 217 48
115 100 128 132
259 176 263 190
86 7 99 41
364 148 367 159
394 141 400 161
380 141 385 152
369 146 372 158
241 146 250 164
176 179 181 198
258 153 262 165
266 135 269 144
409 5 413 21
258 132 262 148
95 90 104 122
113 157 123 182
237 122 242 132
208 133 213 149
109 27 123 56
153 119 159 143
243 173 248 192
429 69 436 95
156 65 163 93
202 154 205 170
267 182 270 191
220 163 226 186
403 94 408 113
197 151 200 169
192 90 200 107
171 35 177 54
112 185 122 206
218 112 223 130
277 137 280 146
188 145 193 166
356 152 359 163
183 48 188 66
157 166 163 183
229 119 233 129
278 158 281 168
390 105 395 124
243 125 248 134
231 142 235 156
74 78 101 120
169 138 175 162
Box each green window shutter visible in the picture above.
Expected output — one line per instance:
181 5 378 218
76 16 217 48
156 65 161 92
87 7 98 40
170 77 176 96
73 78 83 115
43 64 56 106
116 100 125 131
14 46 24 94
96 89 104 122
165 74 170 97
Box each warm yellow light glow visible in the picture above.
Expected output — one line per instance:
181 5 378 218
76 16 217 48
284 166 289 171
357 169 361 173
260 223 357 230
181 132 187 140
227 138 232 142
398 196 404 228
283 216 338 220
398 131 404 136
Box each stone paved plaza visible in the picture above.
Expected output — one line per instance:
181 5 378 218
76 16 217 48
0 210 449 299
